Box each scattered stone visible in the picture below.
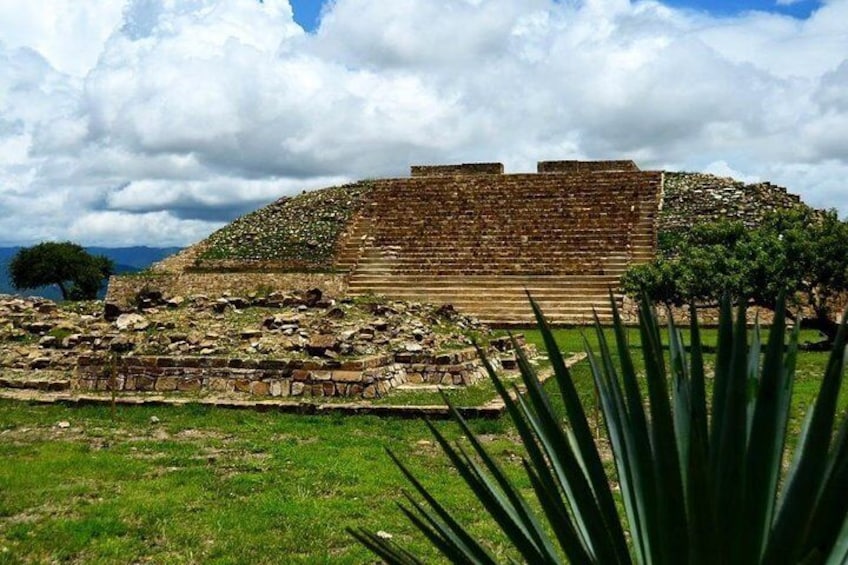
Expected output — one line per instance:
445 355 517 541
240 329 262 340
24 322 53 334
29 357 51 369
166 296 185 308
306 334 339 357
305 288 322 307
116 313 147 331
57 421 70 429
38 335 57 348
326 307 345 319
150 416 160 424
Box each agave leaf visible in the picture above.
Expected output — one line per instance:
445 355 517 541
396 500 477 564
802 416 848 557
667 317 692 496
766 309 848 562
710 295 734 476
683 303 717 565
584 331 651 565
528 297 631 563
422 418 556 563
741 295 790 563
521 457 594 565
745 320 763 440
441 392 559 561
512 384 613 561
347 527 426 565
387 450 496 564
476 346 591 562
712 303 749 561
610 292 662 564
637 293 689 563
824 493 848 565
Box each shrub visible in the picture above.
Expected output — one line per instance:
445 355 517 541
351 294 848 563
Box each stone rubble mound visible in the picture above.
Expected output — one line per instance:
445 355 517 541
0 288 506 379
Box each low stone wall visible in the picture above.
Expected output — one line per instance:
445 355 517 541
105 272 348 309
537 160 639 173
73 347 502 399
410 163 504 176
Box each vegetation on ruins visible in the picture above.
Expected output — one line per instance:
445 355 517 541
622 208 848 343
9 242 113 301
352 295 848 563
196 183 369 268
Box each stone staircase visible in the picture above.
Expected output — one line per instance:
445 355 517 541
338 167 661 326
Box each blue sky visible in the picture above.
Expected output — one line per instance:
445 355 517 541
289 0 823 31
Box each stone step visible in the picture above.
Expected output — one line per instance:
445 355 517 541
346 284 622 294
0 375 71 392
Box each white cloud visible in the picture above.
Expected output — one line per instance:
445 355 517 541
0 0 847 247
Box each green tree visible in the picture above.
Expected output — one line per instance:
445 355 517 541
622 208 848 342
9 241 114 300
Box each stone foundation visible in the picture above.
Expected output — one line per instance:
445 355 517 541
73 347 503 399
105 272 348 310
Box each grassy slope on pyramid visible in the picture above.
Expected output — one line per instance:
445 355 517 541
194 182 371 270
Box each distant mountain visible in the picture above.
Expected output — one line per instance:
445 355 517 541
0 246 181 300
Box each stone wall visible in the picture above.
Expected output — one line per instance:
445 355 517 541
410 163 504 176
105 272 348 310
537 160 640 173
660 172 805 232
73 346 500 399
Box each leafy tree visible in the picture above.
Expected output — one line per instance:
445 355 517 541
622 208 848 342
8 241 114 300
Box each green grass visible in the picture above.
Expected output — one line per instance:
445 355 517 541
0 326 844 563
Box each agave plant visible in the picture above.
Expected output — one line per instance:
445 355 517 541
349 294 848 563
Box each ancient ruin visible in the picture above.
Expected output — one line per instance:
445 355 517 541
1 159 811 402
0 291 527 401
107 159 807 326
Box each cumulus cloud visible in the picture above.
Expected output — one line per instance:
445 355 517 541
0 0 846 247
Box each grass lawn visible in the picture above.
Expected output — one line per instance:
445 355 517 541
1 326 845 563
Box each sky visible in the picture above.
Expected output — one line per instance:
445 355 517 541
0 0 846 247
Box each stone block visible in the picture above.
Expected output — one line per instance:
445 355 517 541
250 381 270 396
340 359 365 371
311 370 332 381
207 377 231 392
135 375 156 391
155 377 178 391
177 378 202 392
332 370 363 383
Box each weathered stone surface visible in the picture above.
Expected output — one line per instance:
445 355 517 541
306 334 338 357
115 313 147 331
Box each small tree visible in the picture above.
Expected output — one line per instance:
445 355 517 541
9 241 114 300
622 208 848 342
